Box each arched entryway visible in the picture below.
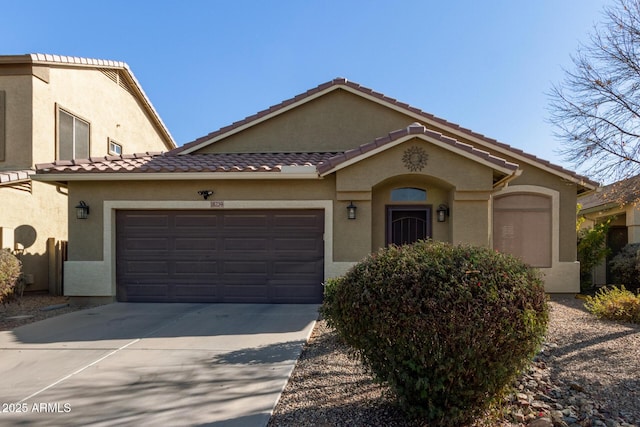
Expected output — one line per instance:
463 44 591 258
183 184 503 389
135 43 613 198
372 175 453 250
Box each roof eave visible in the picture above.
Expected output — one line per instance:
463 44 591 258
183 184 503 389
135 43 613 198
319 132 519 177
32 171 322 182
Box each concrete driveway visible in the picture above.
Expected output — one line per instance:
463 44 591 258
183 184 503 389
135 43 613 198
0 303 319 426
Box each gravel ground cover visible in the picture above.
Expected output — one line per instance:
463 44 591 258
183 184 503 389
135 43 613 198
269 295 640 427
0 293 92 331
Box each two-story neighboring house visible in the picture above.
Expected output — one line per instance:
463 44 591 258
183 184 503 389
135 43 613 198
0 54 176 294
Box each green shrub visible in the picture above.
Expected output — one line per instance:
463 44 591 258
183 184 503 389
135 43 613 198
321 241 548 427
0 249 22 304
584 285 640 323
577 220 611 292
609 243 640 290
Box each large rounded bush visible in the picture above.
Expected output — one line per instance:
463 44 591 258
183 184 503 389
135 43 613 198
321 241 548 426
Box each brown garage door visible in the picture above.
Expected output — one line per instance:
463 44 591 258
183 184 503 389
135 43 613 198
116 209 324 303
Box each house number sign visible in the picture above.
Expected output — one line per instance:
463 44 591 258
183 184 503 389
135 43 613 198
210 201 224 208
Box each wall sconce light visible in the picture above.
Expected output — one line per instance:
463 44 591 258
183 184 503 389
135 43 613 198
197 190 214 200
437 204 449 222
347 201 357 220
76 201 90 219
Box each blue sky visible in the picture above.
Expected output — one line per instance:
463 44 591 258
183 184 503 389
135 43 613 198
1 1 611 173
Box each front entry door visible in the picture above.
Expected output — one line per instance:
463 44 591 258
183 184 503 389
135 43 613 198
386 206 432 246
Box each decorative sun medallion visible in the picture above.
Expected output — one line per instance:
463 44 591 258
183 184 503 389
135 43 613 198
402 146 428 172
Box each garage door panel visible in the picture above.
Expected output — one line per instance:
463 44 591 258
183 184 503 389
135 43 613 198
223 261 268 274
272 260 322 275
120 214 170 229
223 237 269 251
272 214 323 230
116 209 323 303
174 214 218 229
273 237 322 253
174 237 218 250
222 214 268 229
174 261 218 274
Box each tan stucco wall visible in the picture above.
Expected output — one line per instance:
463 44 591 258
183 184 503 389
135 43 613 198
0 181 67 291
195 89 415 153
0 72 33 169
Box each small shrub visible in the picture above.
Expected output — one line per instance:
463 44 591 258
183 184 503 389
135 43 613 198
609 243 640 291
321 241 548 427
584 285 640 323
0 249 22 304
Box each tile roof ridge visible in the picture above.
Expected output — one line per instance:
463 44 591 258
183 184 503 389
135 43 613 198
28 53 128 69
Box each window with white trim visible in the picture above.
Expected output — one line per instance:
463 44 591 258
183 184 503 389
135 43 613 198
108 139 123 155
493 193 552 267
58 108 89 160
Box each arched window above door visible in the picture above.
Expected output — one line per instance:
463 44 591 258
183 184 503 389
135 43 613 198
391 187 427 202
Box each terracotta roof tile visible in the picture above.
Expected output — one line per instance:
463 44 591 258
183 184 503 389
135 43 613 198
35 152 338 175
0 169 34 184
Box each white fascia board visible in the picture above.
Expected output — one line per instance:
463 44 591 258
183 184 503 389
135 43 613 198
32 171 322 182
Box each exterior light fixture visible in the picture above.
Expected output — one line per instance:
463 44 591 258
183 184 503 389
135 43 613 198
197 190 214 200
76 201 90 219
437 204 449 222
347 201 357 220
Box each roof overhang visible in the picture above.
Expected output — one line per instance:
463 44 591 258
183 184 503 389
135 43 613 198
32 170 321 183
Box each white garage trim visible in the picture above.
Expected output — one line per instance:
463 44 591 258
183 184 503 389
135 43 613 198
63 200 334 298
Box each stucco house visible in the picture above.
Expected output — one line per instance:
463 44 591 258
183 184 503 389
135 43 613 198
0 54 176 294
33 78 598 303
578 175 640 285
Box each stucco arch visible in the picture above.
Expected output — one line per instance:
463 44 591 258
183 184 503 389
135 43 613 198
371 174 454 251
